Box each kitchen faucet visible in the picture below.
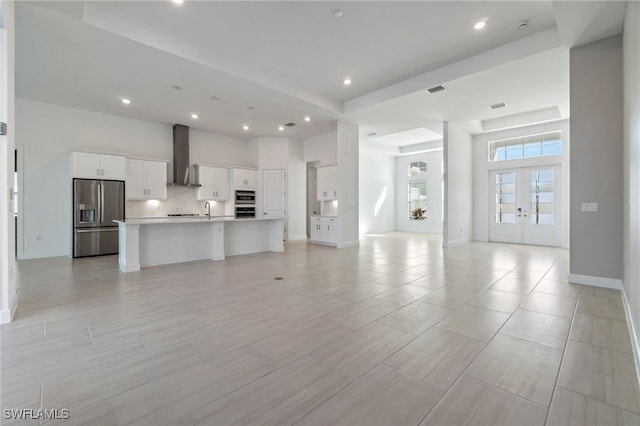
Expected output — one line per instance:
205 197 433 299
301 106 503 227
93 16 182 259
204 201 211 220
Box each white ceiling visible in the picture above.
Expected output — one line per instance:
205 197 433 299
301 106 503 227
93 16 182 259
14 1 626 147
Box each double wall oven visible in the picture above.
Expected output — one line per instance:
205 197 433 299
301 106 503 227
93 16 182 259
235 190 255 218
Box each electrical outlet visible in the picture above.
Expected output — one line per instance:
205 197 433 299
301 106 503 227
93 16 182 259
581 202 598 212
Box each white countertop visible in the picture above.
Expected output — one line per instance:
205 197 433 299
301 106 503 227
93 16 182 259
115 217 283 225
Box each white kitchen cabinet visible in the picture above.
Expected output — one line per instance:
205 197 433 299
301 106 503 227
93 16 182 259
317 165 337 201
195 164 230 201
310 216 338 246
72 152 126 180
126 159 167 200
232 168 257 189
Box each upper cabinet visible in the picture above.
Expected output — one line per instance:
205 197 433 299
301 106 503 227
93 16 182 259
317 165 338 201
232 168 257 189
195 164 230 201
126 159 167 200
72 152 126 180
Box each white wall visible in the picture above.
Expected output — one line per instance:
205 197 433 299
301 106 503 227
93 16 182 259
395 150 443 234
287 139 307 241
570 35 623 282
304 131 337 166
336 121 359 247
191 129 256 170
359 144 395 235
443 122 473 247
623 1 640 371
16 98 250 259
472 119 570 246
247 136 306 241
1 0 16 323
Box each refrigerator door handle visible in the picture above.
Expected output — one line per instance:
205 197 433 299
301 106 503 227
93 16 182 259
76 228 118 233
99 183 104 224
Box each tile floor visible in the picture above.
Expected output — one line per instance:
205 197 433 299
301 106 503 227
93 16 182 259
1 232 639 425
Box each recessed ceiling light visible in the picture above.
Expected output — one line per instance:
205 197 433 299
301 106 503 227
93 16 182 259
171 0 184 4
121 98 131 105
474 20 487 30
366 132 377 137
191 113 198 119
278 125 284 131
304 116 311 122
489 102 507 110
518 20 529 29
171 85 182 91
242 125 249 131
332 8 343 17
210 96 220 101
343 78 352 86
248 106 256 110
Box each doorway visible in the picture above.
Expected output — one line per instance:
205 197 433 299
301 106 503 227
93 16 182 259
306 163 320 237
489 165 561 247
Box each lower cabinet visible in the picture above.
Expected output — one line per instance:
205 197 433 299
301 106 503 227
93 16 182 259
310 216 338 246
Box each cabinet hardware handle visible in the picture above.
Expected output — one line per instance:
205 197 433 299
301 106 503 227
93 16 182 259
97 168 100 176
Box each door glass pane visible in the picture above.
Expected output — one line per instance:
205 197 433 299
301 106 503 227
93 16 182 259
495 172 516 224
530 169 555 225
408 181 427 219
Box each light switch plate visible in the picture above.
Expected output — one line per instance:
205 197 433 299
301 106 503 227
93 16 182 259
581 202 599 212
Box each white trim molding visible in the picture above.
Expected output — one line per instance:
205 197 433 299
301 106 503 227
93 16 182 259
1 294 17 324
443 237 472 249
287 234 308 241
621 285 640 396
567 273 623 289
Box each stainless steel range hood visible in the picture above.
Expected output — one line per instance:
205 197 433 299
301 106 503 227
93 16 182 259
170 124 200 187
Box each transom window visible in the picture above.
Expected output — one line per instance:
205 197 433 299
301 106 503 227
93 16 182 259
489 131 562 162
408 161 427 176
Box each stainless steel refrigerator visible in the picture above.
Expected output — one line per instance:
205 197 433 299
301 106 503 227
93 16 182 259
73 179 125 258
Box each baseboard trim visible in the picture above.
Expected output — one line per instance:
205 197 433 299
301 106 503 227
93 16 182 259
337 240 360 249
1 295 16 324
0 309 11 324
621 285 640 397
119 262 141 273
443 237 471 248
287 234 308 241
567 273 623 290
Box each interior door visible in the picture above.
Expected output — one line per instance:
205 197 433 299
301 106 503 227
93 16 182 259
489 165 561 246
262 169 285 218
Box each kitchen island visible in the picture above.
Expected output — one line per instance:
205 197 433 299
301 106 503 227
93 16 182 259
115 217 284 272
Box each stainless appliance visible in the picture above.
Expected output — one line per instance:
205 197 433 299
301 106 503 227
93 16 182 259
235 190 255 204
235 190 255 218
169 124 200 187
73 178 125 258
235 206 256 218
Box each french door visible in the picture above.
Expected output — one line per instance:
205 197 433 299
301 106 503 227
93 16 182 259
489 165 561 247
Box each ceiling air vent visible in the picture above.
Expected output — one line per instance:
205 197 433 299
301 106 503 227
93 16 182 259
489 102 507 110
285 122 296 127
426 85 445 94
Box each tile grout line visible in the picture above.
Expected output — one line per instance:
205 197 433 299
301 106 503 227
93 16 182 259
542 288 581 426
87 326 95 344
135 333 149 352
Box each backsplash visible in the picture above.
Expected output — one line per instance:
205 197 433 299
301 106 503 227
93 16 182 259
126 186 228 218
320 200 339 217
